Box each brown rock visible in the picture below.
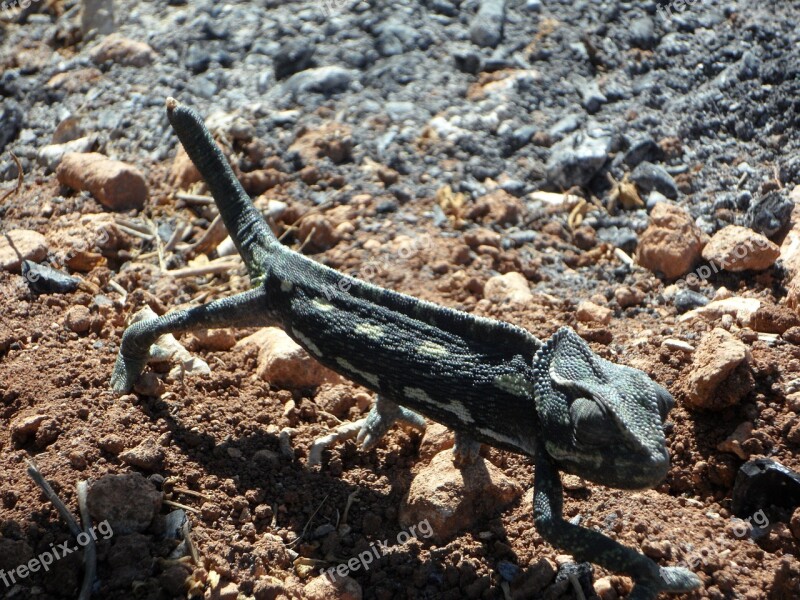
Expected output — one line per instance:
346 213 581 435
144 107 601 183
483 272 532 305
419 422 454 460
10 414 48 444
594 576 619 600
89 34 156 67
717 421 754 460
87 473 163 534
65 305 92 333
44 213 132 274
217 582 239 600
253 576 286 600
510 557 557 600
399 450 523 543
304 574 362 600
790 508 800 540
159 564 192 595
46 67 103 92
170 145 202 189
0 539 33 573
681 328 753 411
636 203 707 279
576 300 612 325
240 168 287 195
701 225 780 272
314 383 358 419
0 229 48 272
464 228 501 249
680 296 761 328
289 122 353 166
119 438 165 471
467 189 524 225
297 214 340 252
779 187 800 276
615 286 645 308
57 152 148 211
193 328 236 352
238 328 340 389
750 304 800 334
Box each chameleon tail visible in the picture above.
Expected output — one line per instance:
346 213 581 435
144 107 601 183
165 97 277 278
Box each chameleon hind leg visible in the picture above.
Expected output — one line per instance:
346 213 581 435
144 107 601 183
111 288 273 394
308 395 426 466
308 395 484 466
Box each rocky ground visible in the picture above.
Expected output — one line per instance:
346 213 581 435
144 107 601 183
1 0 800 598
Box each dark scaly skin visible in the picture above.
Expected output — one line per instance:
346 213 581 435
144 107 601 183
111 99 701 599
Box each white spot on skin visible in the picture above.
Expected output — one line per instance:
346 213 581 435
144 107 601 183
292 327 323 357
417 341 448 357
403 387 475 425
478 427 530 453
355 323 383 340
336 358 380 388
312 298 335 312
493 374 535 398
404 387 433 403
445 399 475 424
281 279 293 292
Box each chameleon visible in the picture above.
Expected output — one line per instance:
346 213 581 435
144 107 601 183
111 98 702 599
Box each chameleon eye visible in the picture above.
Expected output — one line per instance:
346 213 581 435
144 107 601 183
655 386 675 422
570 397 615 446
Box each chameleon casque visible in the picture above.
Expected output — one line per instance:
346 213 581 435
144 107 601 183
111 99 702 599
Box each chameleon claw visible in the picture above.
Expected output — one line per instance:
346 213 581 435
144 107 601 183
453 431 482 466
657 566 702 593
110 354 147 394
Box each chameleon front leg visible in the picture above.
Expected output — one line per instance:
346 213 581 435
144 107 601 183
111 288 273 394
533 443 701 599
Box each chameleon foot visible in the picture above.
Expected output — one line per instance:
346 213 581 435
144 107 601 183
110 353 149 394
627 566 702 600
356 395 426 451
658 566 702 593
307 396 427 466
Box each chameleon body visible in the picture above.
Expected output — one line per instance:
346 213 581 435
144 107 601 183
111 99 702 599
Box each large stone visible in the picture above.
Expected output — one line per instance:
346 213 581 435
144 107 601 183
89 34 156 67
576 300 612 325
680 328 753 411
284 66 355 98
0 229 48 272
679 296 761 328
289 122 353 166
57 152 148 211
636 203 707 279
304 574 362 600
119 439 165 471
470 0 507 48
483 272 533 305
546 129 612 189
87 473 163 534
701 225 780 272
399 450 522 543
238 327 340 389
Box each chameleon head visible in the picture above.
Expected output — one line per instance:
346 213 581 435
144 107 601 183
532 327 675 490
